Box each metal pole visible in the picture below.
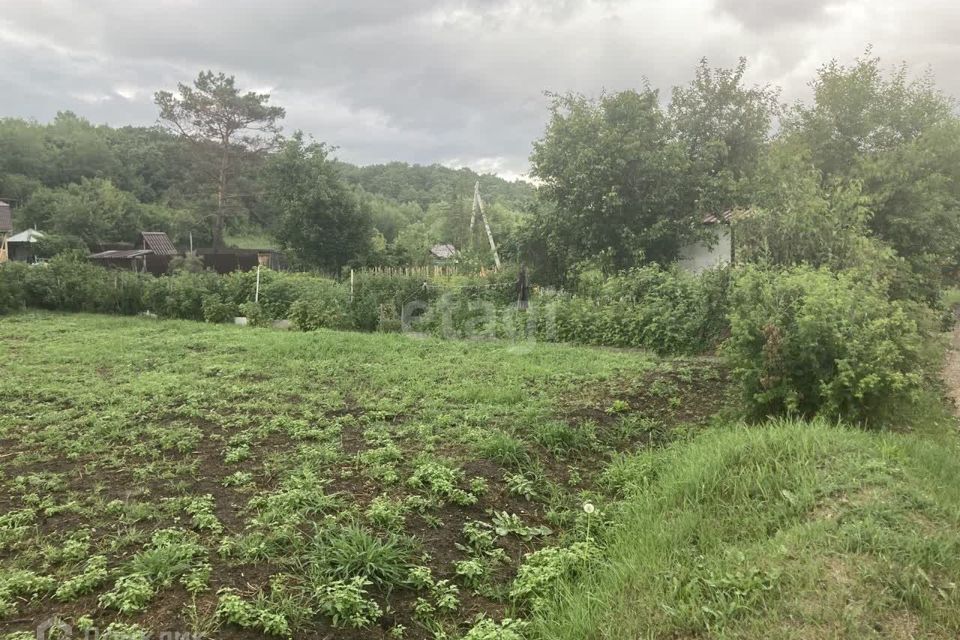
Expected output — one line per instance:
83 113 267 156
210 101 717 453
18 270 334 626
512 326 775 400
255 265 261 303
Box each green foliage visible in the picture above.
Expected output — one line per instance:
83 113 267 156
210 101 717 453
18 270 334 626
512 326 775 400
20 178 156 248
510 542 598 611
238 301 269 327
156 70 285 248
461 617 528 640
20 254 149 314
0 262 28 314
55 555 110 601
0 570 55 617
724 266 934 424
143 270 221 320
100 573 155 613
201 294 237 323
316 576 383 629
306 523 412 589
530 89 693 271
528 59 776 279
288 282 353 331
661 559 780 631
263 134 371 271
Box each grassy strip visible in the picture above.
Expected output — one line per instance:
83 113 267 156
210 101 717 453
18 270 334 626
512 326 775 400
531 415 960 639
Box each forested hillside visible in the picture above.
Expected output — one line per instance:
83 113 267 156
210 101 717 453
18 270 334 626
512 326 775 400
0 113 533 268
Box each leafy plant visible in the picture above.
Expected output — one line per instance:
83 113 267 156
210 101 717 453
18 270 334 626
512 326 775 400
100 573 155 613
724 265 933 425
55 555 110 601
316 577 382 629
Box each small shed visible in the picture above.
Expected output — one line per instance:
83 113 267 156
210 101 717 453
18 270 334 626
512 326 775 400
6 229 45 263
677 211 734 273
89 232 178 275
137 231 178 256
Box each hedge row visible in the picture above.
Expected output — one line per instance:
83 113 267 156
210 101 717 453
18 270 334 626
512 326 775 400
0 257 730 355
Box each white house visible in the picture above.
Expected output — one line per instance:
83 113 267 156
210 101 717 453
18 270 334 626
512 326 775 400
677 211 733 273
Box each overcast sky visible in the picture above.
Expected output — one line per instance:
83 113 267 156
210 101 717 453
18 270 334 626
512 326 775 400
1 0 957 180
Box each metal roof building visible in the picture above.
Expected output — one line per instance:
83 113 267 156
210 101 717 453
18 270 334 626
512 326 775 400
137 231 177 255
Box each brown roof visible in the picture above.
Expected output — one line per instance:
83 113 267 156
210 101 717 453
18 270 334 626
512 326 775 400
0 201 12 233
138 231 177 256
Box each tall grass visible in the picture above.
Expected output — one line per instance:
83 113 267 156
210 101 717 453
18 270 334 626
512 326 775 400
531 415 960 638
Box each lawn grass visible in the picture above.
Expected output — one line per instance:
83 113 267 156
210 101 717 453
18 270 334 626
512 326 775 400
0 312 728 639
530 412 960 639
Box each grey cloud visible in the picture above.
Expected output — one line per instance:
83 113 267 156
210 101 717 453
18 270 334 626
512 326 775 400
0 0 956 177
712 0 836 32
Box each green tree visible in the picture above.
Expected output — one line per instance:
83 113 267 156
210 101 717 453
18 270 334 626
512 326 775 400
155 71 285 248
530 89 694 274
735 140 890 271
669 57 780 214
19 178 147 247
263 134 372 273
786 52 960 295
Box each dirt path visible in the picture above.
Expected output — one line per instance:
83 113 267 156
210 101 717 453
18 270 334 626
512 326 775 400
943 323 960 415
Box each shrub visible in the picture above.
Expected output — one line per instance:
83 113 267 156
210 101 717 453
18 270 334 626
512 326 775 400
0 262 28 314
19 255 149 315
143 271 221 320
348 272 439 331
288 281 353 331
238 301 270 327
723 265 933 425
202 294 237 323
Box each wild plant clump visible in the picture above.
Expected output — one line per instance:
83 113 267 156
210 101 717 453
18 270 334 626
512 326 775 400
724 265 935 425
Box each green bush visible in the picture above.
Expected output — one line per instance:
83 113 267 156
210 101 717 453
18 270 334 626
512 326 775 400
202 294 237 324
0 262 28 314
143 271 221 320
20 255 149 315
417 265 731 355
288 282 353 331
238 301 270 327
723 265 933 425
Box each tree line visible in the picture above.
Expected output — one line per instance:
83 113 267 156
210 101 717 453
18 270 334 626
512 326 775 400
3 51 959 296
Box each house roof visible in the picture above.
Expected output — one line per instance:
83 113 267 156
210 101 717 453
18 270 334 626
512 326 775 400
90 249 154 260
702 210 734 225
430 243 458 259
139 231 177 256
7 229 45 243
0 201 11 234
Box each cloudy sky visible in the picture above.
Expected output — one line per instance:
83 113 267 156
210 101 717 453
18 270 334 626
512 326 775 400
1 0 957 180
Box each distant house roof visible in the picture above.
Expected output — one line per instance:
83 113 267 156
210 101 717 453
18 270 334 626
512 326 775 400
0 201 11 234
138 231 177 256
89 249 154 260
702 210 734 225
7 229 45 243
430 243 458 259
